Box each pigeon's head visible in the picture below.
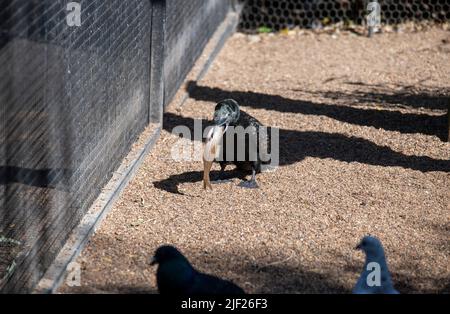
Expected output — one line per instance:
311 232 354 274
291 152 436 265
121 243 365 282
355 236 385 259
213 99 240 127
150 245 187 266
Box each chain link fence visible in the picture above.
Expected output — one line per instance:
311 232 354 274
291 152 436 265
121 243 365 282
0 0 232 293
239 0 450 32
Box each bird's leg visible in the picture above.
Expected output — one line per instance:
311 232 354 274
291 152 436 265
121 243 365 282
238 166 259 189
212 163 231 184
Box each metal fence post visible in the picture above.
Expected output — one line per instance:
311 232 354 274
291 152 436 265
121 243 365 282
149 0 166 125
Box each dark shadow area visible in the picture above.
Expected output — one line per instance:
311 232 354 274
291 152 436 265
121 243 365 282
153 170 204 195
156 112 449 194
438 282 450 294
244 262 449 294
84 259 450 294
0 166 71 188
153 169 246 196
61 231 449 294
394 274 450 294
164 109 214 144
73 246 449 294
186 81 448 140
240 263 348 293
63 285 157 294
305 81 450 111
343 262 450 294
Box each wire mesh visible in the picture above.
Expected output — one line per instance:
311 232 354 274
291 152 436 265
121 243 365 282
239 0 450 32
0 0 231 293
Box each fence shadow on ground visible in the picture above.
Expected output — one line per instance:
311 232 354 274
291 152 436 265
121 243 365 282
186 81 449 141
315 81 449 111
155 112 450 194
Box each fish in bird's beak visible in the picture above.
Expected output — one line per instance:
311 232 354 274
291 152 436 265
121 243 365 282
203 125 225 190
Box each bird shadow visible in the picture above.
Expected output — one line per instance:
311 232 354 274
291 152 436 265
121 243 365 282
186 81 449 141
60 232 449 294
153 169 246 195
155 111 450 194
238 263 348 294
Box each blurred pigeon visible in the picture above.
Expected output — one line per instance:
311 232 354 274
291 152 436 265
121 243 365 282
353 236 399 294
150 245 245 295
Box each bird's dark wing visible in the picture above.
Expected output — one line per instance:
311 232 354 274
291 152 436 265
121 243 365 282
235 110 263 128
257 124 271 164
236 110 271 165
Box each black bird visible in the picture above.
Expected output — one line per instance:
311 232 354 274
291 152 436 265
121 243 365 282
150 245 246 295
204 99 270 189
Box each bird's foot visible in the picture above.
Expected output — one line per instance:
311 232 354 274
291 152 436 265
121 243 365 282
238 180 259 189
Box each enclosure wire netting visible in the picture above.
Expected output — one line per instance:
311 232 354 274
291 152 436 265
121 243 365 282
0 0 152 293
164 0 230 104
0 0 231 293
239 0 450 32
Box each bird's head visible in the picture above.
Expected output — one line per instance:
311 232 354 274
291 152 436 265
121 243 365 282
355 236 386 259
213 99 240 127
150 245 187 266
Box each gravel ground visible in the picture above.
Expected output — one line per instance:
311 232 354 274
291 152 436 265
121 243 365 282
60 27 450 294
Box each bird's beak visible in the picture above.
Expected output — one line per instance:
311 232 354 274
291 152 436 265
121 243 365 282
355 243 362 250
